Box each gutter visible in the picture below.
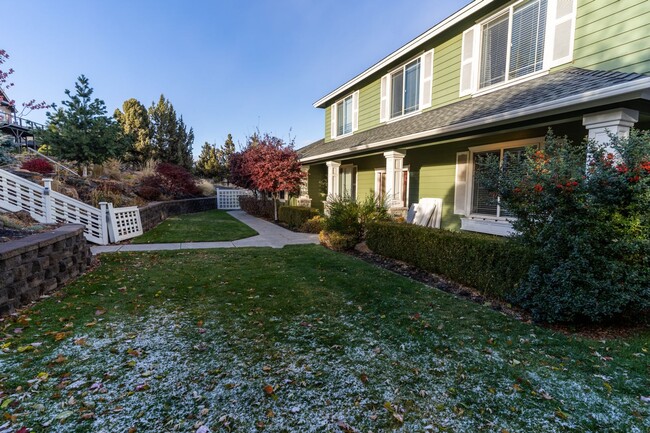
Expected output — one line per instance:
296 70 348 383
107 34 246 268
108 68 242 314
301 77 650 163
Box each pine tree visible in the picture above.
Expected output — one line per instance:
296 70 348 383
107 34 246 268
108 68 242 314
148 95 193 170
114 98 152 165
195 142 220 178
39 75 126 167
217 133 236 181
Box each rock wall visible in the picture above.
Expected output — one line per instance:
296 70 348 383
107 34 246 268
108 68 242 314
138 197 217 232
0 224 92 315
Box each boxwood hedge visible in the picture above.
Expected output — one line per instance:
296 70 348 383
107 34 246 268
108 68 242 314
278 206 319 229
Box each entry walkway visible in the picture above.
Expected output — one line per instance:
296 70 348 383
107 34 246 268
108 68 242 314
91 210 320 254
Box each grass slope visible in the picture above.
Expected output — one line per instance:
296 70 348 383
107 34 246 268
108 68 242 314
0 245 648 432
131 210 257 243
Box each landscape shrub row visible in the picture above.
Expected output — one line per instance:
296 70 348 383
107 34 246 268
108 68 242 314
238 196 275 220
278 206 319 229
366 222 532 300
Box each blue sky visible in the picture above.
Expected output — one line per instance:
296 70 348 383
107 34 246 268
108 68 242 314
4 0 468 155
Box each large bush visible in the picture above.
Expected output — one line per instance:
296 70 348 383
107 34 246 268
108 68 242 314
366 222 531 299
323 195 390 247
478 130 650 322
278 206 319 229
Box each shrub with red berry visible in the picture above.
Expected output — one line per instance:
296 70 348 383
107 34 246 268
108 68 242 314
21 158 54 175
478 130 649 323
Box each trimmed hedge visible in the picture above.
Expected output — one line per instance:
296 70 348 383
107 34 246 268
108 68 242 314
239 196 275 219
366 222 532 299
278 206 319 229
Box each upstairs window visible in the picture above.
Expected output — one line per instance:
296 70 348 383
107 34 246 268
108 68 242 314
479 0 548 89
460 0 576 96
391 59 421 118
330 92 359 139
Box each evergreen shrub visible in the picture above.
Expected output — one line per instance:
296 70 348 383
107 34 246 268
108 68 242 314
278 206 319 229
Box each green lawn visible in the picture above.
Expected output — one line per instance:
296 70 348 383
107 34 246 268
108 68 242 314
0 245 648 432
131 209 257 243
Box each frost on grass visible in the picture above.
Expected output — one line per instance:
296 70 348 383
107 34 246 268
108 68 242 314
1 305 648 432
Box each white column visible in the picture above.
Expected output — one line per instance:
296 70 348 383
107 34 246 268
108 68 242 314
325 161 341 200
582 108 639 153
383 150 406 208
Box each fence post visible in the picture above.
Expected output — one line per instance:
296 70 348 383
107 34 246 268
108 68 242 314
99 202 109 245
43 178 53 223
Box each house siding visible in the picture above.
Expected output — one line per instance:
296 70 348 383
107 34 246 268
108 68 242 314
429 33 466 111
573 0 650 74
307 163 327 211
324 106 332 142
358 79 381 133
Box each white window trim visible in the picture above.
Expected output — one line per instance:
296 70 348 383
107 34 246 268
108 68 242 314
464 0 574 97
465 137 543 221
332 94 354 139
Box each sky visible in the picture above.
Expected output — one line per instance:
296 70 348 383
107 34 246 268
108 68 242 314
3 0 469 156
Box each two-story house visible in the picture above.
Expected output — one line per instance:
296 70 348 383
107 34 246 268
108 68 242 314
298 0 650 235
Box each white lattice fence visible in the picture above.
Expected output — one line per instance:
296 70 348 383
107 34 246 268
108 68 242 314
48 189 108 245
107 204 143 242
0 170 48 222
217 188 252 210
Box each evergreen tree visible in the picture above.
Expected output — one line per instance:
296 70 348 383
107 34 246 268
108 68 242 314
114 98 152 165
148 95 194 170
195 142 220 178
39 75 126 167
217 133 236 180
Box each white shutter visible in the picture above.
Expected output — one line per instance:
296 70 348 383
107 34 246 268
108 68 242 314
352 91 359 132
330 103 337 138
379 74 390 122
459 25 480 97
454 151 469 215
420 49 434 109
545 0 576 69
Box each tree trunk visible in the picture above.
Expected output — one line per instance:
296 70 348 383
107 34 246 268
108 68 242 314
273 192 278 221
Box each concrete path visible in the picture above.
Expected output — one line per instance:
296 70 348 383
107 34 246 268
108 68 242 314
91 210 320 255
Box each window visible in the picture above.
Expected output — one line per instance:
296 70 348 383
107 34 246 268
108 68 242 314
375 168 409 207
471 147 526 217
340 165 357 199
330 92 359 138
479 0 547 89
391 59 421 118
336 95 353 136
460 0 575 96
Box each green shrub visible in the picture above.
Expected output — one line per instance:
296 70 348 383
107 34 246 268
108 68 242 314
300 215 324 234
239 195 275 219
478 130 650 322
366 222 532 299
278 206 319 229
324 195 390 245
319 230 357 251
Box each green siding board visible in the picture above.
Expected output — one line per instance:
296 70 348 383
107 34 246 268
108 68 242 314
324 106 332 142
573 0 650 74
358 79 381 132
430 33 463 111
307 164 327 212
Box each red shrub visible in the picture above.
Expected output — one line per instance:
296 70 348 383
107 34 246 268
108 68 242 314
21 158 54 175
136 185 162 201
155 163 200 198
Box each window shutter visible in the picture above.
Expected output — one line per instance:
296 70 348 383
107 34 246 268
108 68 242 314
459 25 479 96
420 49 434 109
545 0 576 69
330 103 337 138
454 151 469 215
380 74 390 122
352 91 359 132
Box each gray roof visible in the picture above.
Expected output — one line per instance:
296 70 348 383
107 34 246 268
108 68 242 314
299 68 647 160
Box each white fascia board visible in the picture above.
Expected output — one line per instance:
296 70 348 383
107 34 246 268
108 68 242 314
313 0 495 108
302 77 650 163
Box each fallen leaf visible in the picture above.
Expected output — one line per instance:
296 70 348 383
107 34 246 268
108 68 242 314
95 309 106 316
263 385 274 395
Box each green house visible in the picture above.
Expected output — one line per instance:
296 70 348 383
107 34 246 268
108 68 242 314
298 0 650 236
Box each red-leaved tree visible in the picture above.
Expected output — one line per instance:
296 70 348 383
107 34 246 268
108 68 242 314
229 133 305 220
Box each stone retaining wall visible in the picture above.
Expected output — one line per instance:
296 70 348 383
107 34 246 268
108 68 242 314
138 197 217 232
0 224 92 315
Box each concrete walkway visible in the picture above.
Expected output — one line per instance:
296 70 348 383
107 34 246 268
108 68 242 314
91 210 320 255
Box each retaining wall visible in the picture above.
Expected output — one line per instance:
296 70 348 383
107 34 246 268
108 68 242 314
138 197 217 232
0 224 92 315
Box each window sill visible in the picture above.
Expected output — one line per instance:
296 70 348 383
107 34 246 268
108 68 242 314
460 217 515 237
385 109 421 124
472 70 549 98
332 131 353 140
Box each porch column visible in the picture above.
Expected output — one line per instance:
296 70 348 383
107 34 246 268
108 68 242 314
383 150 406 209
582 108 639 154
325 161 341 200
